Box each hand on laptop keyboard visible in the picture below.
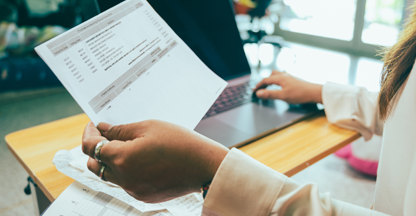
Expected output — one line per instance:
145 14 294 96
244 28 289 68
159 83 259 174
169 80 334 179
203 71 323 119
253 71 323 104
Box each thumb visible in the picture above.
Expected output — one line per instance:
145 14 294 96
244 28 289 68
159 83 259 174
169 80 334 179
98 122 144 141
97 122 113 133
256 89 284 100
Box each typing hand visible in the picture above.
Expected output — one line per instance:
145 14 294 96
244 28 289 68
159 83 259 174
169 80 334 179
81 120 229 203
253 71 323 104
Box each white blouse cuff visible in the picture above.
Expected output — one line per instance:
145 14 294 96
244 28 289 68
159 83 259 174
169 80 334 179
322 82 376 140
202 148 286 216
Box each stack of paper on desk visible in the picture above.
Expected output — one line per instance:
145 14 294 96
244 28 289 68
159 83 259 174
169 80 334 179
36 0 227 215
47 146 203 216
43 181 174 216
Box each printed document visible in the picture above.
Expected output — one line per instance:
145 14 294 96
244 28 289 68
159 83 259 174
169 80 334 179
36 0 226 214
42 181 193 216
35 0 227 128
52 145 204 215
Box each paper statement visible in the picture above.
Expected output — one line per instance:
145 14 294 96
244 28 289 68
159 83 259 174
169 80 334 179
37 0 225 214
42 181 191 216
35 0 227 128
49 145 204 215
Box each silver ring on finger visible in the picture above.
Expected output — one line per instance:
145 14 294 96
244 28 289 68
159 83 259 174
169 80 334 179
94 140 109 163
100 164 107 181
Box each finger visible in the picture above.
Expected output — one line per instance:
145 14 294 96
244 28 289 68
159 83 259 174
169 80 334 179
100 121 147 141
87 157 117 184
83 121 102 138
98 140 126 166
256 89 284 100
253 76 281 92
271 70 284 75
82 122 107 158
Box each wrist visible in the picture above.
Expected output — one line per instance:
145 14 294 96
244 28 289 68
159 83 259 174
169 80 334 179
308 83 323 104
204 144 229 186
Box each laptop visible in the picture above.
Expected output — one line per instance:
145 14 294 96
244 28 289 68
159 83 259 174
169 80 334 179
88 0 319 148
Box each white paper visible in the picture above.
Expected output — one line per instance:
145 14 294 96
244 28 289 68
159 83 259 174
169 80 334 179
35 0 227 128
162 194 204 216
43 181 174 216
53 146 204 215
41 1 216 214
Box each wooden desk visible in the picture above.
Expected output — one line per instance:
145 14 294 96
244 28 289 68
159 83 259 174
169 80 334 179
5 112 360 202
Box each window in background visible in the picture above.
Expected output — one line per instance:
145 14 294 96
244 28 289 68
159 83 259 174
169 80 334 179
355 57 383 91
287 44 350 85
279 0 357 41
362 0 405 46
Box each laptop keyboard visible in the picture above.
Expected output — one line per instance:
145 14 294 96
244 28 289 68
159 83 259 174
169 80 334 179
203 81 253 119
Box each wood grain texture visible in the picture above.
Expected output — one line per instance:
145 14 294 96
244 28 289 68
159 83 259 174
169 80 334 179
239 112 361 177
5 112 360 201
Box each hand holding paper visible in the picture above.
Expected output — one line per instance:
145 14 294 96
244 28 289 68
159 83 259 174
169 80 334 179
37 0 228 214
82 120 229 203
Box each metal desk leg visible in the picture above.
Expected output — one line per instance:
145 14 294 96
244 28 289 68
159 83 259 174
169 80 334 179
35 184 51 215
25 177 51 215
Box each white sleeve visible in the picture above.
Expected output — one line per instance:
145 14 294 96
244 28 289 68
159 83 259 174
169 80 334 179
322 82 383 141
202 148 389 216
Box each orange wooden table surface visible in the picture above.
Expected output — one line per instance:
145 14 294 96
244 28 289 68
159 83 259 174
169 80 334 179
5 112 360 201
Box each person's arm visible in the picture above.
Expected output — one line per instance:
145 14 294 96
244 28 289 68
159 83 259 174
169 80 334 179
82 121 388 215
203 148 388 216
254 71 383 140
322 83 383 140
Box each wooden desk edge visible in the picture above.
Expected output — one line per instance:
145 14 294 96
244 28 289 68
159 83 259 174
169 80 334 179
283 132 361 177
5 113 86 138
4 113 87 201
5 139 56 201
5 113 361 202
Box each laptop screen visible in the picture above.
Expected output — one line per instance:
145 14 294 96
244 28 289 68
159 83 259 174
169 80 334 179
95 0 251 81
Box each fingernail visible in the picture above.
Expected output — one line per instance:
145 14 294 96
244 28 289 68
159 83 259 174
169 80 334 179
97 122 113 132
256 90 264 97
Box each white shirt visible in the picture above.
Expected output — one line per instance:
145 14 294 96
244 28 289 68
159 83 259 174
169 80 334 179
202 61 416 216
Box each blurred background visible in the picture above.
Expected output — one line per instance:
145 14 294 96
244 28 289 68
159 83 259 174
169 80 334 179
1 0 411 93
236 0 408 54
0 0 412 215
